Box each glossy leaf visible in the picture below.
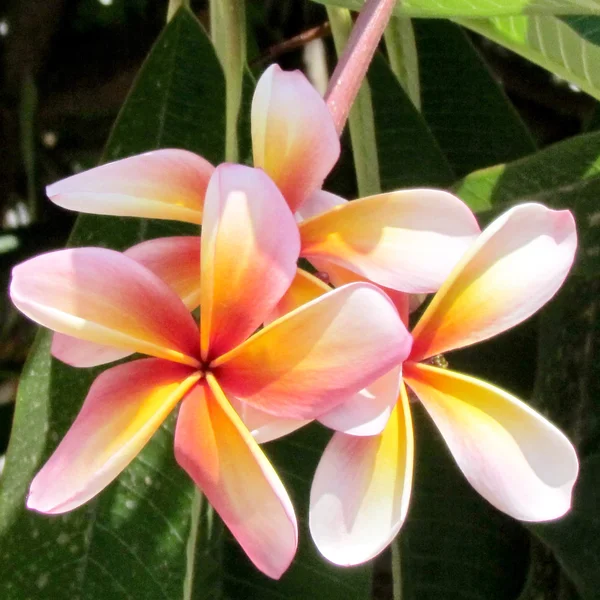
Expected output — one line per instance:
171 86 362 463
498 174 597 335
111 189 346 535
0 8 225 599
458 16 600 103
311 0 600 17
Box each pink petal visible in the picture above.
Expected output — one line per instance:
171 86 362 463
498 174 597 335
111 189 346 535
296 189 347 221
47 149 213 223
410 204 577 361
299 189 480 293
310 384 414 565
11 248 200 366
27 359 199 514
251 65 340 212
200 164 300 361
404 362 578 521
213 283 412 420
174 376 297 579
229 397 310 444
52 236 201 368
270 268 331 322
318 366 402 436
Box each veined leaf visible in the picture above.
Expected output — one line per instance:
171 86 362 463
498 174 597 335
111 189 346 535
311 0 600 18
562 15 600 46
458 16 600 102
0 8 225 599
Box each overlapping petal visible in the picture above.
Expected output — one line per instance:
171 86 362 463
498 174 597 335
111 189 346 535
229 397 310 444
296 189 347 222
403 362 578 521
47 149 213 223
52 236 201 368
318 366 402 436
410 204 577 361
213 283 412 420
251 65 340 213
310 384 414 565
200 164 300 361
27 359 199 514
270 268 330 322
299 189 480 294
11 248 200 366
174 376 297 579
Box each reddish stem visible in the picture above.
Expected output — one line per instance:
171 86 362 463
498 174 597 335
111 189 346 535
325 0 397 136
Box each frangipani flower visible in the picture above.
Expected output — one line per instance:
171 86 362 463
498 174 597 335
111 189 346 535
10 164 412 578
306 203 579 566
46 64 480 368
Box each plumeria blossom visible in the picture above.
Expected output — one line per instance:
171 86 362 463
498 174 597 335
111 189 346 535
46 63 480 369
10 163 412 579
304 203 580 567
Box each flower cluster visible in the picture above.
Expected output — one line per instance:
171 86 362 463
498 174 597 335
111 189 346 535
10 65 578 578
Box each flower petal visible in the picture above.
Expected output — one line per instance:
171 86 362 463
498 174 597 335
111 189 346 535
299 189 480 294
200 164 300 361
52 236 202 368
403 362 578 521
174 375 297 579
309 383 414 565
252 65 340 212
309 257 410 324
318 366 402 436
410 204 577 361
270 268 331 322
229 397 310 444
47 149 213 223
213 283 412 420
11 248 200 366
296 189 347 221
27 359 199 514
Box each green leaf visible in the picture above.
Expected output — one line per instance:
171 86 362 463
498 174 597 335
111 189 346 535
398 407 530 600
414 20 536 178
369 53 454 189
311 0 600 18
525 273 600 599
0 8 225 599
458 16 600 103
455 130 600 211
562 15 600 46
222 424 373 600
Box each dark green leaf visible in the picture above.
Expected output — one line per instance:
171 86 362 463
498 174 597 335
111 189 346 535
0 8 225 599
561 16 600 46
398 406 530 600
415 20 535 178
369 53 454 190
455 130 600 212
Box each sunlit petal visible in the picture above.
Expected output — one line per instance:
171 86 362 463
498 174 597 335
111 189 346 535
200 164 300 361
229 397 310 444
410 204 577 361
252 65 340 212
404 362 578 521
310 384 414 565
11 248 200 367
214 283 412 420
52 236 201 368
296 189 347 221
270 268 330 322
47 149 213 223
27 359 199 514
299 189 480 293
318 366 402 436
174 375 297 579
